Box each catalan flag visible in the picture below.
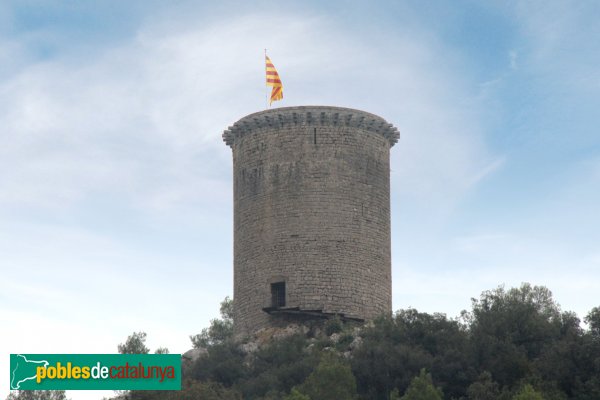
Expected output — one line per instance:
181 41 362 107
265 55 283 105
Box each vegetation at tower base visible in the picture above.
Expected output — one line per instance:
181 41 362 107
7 391 68 400
512 384 544 400
118 331 150 354
291 353 358 400
393 369 443 400
119 283 600 400
190 296 234 348
117 331 170 355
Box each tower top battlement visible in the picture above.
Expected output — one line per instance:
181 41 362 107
222 106 400 148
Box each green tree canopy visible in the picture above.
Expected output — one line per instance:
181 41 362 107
119 287 600 400
7 391 68 400
585 307 600 337
466 371 501 400
352 309 470 399
118 331 150 354
128 380 241 400
191 297 234 348
399 369 443 400
284 388 311 400
297 354 357 400
469 283 564 387
512 384 544 400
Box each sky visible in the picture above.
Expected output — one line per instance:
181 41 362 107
1 1 599 399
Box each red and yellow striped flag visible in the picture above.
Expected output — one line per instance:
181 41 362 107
265 55 283 105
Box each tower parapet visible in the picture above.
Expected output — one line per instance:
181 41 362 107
223 106 399 148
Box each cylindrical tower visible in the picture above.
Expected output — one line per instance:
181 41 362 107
223 106 399 337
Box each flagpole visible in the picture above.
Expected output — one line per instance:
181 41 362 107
264 49 269 109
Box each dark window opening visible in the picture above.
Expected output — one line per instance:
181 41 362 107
313 128 317 145
271 282 286 308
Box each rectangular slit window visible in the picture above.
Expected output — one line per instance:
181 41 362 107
271 282 286 308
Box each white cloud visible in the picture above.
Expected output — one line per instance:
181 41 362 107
514 2 600 91
509 50 518 70
0 10 499 215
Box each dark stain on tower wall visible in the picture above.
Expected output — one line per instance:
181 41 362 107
223 106 400 337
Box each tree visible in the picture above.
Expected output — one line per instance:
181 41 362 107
400 369 443 400
7 391 68 400
118 331 150 354
585 307 600 337
512 384 543 400
284 388 311 400
297 354 358 400
112 285 600 400
324 316 344 336
192 340 247 388
352 310 470 399
154 347 170 354
469 284 563 387
240 333 316 398
190 297 234 348
128 380 241 400
467 371 501 400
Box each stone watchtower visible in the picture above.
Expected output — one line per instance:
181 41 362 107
222 106 399 337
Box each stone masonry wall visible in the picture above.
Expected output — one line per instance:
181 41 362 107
223 106 399 337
